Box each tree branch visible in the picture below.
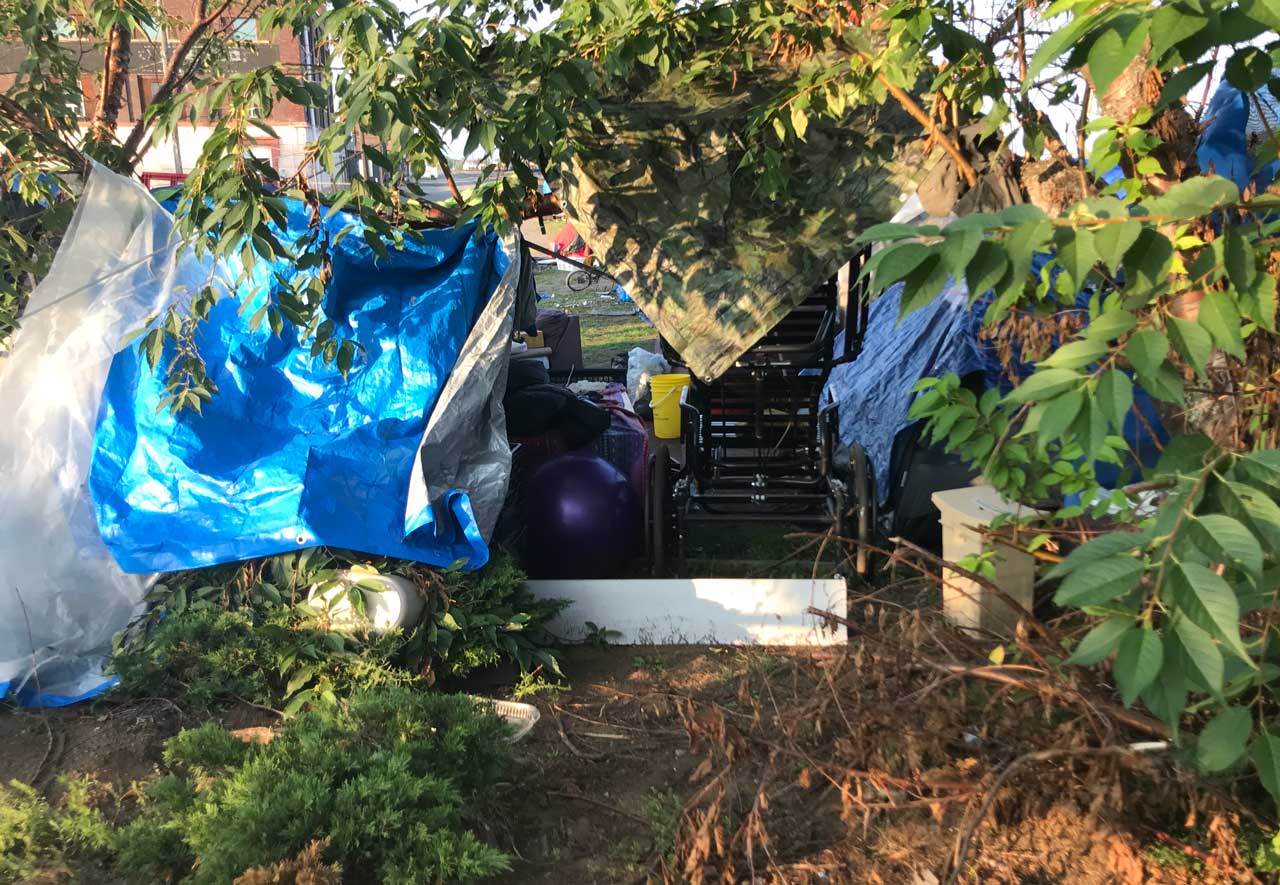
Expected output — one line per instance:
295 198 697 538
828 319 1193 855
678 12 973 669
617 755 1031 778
119 0 242 165
857 54 979 188
435 150 464 203
88 21 132 152
0 95 90 173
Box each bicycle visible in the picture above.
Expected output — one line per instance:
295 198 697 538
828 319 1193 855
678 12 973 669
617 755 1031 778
567 266 614 293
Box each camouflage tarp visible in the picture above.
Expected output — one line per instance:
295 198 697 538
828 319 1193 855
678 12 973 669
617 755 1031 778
561 61 929 380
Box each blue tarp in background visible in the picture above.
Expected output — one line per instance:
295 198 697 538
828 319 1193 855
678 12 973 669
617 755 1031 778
824 280 1167 505
1197 80 1279 192
824 76 1275 505
91 199 508 574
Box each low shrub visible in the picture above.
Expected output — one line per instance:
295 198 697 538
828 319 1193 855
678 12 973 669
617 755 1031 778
0 776 113 883
115 687 512 883
111 550 566 713
110 607 416 713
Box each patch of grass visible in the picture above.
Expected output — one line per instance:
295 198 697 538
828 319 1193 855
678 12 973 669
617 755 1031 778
531 266 653 368
1143 842 1205 874
580 314 654 367
632 655 668 673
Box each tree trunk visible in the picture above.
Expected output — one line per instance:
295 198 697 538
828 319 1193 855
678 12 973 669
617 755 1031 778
87 23 132 158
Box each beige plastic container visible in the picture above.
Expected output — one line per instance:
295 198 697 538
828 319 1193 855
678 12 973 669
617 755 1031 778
931 486 1036 637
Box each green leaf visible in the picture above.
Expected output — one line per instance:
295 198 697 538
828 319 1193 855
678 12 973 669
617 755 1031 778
1143 632 1188 731
1157 61 1216 110
337 340 355 377
1054 226 1097 288
1114 626 1163 707
1196 291 1246 360
1065 616 1133 665
362 228 389 260
941 225 984 278
1252 730 1280 813
285 665 317 697
1173 616 1225 697
1026 12 1095 84
1241 449 1280 489
1195 706 1253 772
1040 338 1108 370
900 254 952 317
790 104 809 140
1225 46 1273 92
1168 561 1252 664
964 240 1008 298
1054 554 1145 607
1151 2 1210 61
1218 480 1280 549
1122 229 1173 292
1085 308 1137 342
1087 17 1149 96
1029 389 1083 446
1140 176 1240 219
856 222 927 244
1123 328 1169 379
1095 221 1142 273
1189 514 1263 579
1096 369 1134 432
1046 528 1148 580
870 242 931 292
1168 315 1213 377
1224 226 1257 291
1241 272 1278 332
1003 368 1083 405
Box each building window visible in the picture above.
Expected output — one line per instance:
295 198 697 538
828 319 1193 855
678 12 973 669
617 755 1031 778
77 75 94 120
231 17 258 41
136 77 162 112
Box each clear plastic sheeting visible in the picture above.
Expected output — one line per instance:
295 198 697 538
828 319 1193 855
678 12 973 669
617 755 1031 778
1 164 519 707
0 165 200 705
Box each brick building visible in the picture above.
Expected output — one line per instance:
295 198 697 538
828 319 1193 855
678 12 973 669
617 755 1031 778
0 0 324 179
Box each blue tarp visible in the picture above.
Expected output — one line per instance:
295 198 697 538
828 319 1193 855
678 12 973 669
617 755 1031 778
1196 80 1280 192
826 282 989 503
825 277 1167 504
90 200 508 574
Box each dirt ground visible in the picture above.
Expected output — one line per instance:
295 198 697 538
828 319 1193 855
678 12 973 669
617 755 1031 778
0 645 1237 884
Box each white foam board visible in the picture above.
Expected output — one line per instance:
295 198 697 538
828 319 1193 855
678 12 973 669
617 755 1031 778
524 578 847 645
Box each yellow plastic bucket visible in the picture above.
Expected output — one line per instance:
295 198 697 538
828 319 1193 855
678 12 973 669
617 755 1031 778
649 373 691 439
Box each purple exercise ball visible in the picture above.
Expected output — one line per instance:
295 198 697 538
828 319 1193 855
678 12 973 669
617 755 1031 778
522 454 641 579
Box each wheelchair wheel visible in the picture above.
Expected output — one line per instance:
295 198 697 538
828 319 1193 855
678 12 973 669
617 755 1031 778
649 444 670 578
567 269 593 291
850 443 876 578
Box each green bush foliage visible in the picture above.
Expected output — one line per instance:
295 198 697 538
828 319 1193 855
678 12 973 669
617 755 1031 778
0 777 113 883
111 550 566 714
109 607 416 713
115 687 512 883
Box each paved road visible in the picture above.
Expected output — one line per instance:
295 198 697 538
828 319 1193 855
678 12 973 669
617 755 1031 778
414 172 481 204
